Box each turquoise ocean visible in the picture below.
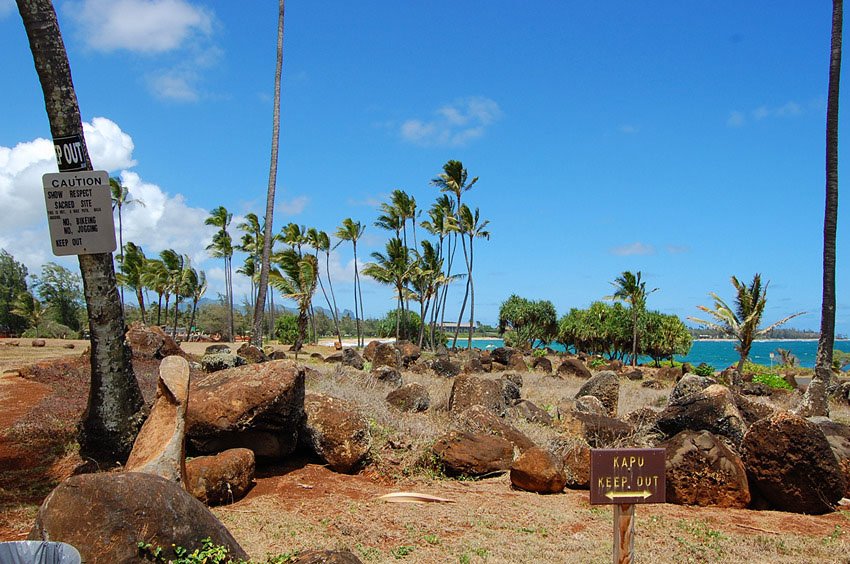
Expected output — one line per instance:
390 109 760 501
450 339 850 370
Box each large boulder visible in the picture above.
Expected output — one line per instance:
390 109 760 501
573 395 607 416
811 417 850 497
186 448 255 506
509 400 553 426
294 550 363 563
574 371 619 416
655 384 746 446
186 360 305 458
395 340 421 367
500 374 522 405
510 447 567 494
741 412 845 514
342 347 365 370
372 343 401 370
200 352 245 373
432 431 514 476
29 472 247 563
452 405 535 453
656 365 684 382
561 442 591 489
557 358 592 379
236 343 268 364
507 354 529 372
530 356 552 374
661 430 750 508
302 393 371 473
386 383 430 413
668 374 717 405
448 374 506 415
431 356 461 378
371 366 403 388
491 347 518 366
559 411 634 448
363 340 381 362
125 356 190 485
126 322 182 359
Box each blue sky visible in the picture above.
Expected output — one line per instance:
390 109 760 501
0 1 847 333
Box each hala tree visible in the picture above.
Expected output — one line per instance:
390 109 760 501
498 294 558 350
608 271 657 367
0 250 29 335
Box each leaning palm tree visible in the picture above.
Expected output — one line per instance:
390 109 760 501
335 218 366 347
308 228 342 345
270 248 317 356
608 271 657 367
142 258 169 326
802 0 844 417
184 267 207 340
456 205 490 348
689 274 805 373
409 240 445 348
238 212 263 311
119 242 148 324
110 176 145 309
205 206 234 341
252 0 285 348
362 238 416 340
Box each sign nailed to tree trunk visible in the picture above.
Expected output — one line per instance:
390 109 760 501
53 134 88 172
42 170 116 256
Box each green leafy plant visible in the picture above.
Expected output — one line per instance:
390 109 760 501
391 545 415 559
588 358 607 369
532 348 547 358
693 362 714 377
752 372 794 390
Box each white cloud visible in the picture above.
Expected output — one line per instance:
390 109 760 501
276 196 309 216
147 69 200 102
65 0 212 53
610 242 655 256
666 244 690 254
399 97 502 147
727 102 804 127
0 117 217 296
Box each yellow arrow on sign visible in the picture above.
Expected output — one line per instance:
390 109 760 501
604 490 652 500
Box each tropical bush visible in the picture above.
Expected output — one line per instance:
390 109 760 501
275 314 299 345
752 372 794 390
693 362 715 377
377 310 421 342
498 295 557 351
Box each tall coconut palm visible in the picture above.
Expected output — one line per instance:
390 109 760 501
803 0 844 417
184 267 207 340
375 201 403 240
238 212 262 311
142 258 169 326
335 218 366 347
409 240 444 348
158 249 184 337
119 242 148 324
363 238 416 340
421 196 455 345
252 0 285 348
109 177 145 309
205 206 234 341
608 271 657 367
456 205 490 348
308 228 342 345
690 274 805 373
270 248 317 356
18 0 143 462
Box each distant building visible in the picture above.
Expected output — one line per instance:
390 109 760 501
438 321 476 332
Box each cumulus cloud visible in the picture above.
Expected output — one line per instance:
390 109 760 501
666 244 690 254
727 102 803 127
610 242 655 256
147 70 200 102
0 118 216 292
64 0 212 53
276 196 309 216
400 97 502 147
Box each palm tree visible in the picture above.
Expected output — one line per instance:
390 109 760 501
363 238 416 340
109 177 145 309
238 212 262 311
421 196 456 345
690 274 805 373
158 249 185 337
253 0 285 348
184 266 207 340
12 291 44 337
335 218 366 347
142 258 169 326
270 248 317 356
804 0 843 417
409 240 445 348
456 205 490 348
308 228 342 345
119 242 148 324
205 206 234 341
608 271 657 367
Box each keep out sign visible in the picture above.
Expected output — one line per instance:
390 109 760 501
589 448 666 505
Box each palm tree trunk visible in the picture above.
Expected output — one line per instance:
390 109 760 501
118 207 124 309
631 310 639 367
326 251 342 345
452 231 472 347
226 255 234 341
467 236 475 348
17 0 144 463
135 287 146 324
353 243 364 347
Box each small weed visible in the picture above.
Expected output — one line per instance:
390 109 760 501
391 545 415 558
355 543 381 561
823 525 844 544
423 533 440 545
458 554 471 564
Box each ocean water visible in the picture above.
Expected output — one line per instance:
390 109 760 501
450 338 850 370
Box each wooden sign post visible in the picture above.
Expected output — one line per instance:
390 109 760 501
590 448 666 564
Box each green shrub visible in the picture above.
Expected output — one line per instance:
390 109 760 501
752 372 793 390
274 314 298 345
588 358 607 369
693 363 714 377
532 348 547 358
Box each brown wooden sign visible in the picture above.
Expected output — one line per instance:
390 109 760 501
590 448 666 505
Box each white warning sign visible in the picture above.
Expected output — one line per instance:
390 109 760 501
42 171 116 256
